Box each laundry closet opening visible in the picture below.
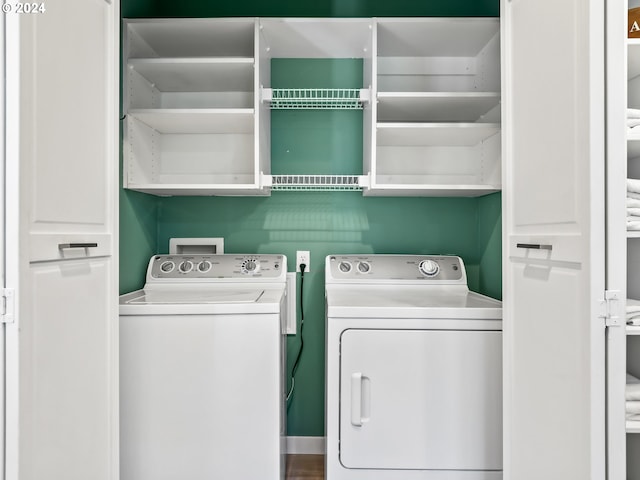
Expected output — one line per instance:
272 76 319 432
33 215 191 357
119 9 502 441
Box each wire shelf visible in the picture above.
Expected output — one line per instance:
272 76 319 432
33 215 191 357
264 88 367 110
270 175 363 191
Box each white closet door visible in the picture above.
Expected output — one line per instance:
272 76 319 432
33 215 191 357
502 0 606 479
4 0 119 479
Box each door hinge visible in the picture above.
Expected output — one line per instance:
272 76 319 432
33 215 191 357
1 288 15 324
599 290 622 327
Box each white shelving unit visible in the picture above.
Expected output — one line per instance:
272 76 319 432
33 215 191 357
623 33 640 480
365 18 501 196
122 17 501 196
123 18 268 195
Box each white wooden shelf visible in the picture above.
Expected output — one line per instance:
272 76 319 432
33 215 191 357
377 92 500 122
627 231 640 238
124 183 266 196
627 420 640 433
128 109 254 134
128 58 254 92
376 123 500 146
627 325 640 335
364 183 500 197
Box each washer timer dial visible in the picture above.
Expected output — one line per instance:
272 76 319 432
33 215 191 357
418 259 440 277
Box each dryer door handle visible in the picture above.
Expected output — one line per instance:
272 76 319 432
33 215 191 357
350 373 371 427
351 373 363 426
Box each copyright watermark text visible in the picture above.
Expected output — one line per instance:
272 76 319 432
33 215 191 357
2 3 46 13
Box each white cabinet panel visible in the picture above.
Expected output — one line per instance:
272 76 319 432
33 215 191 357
7 258 116 480
339 329 502 471
25 0 114 235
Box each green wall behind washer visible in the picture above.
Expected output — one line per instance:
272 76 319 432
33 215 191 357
119 0 501 438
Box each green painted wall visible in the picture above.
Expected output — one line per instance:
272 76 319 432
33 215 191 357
122 0 499 18
119 0 501 437
478 192 502 300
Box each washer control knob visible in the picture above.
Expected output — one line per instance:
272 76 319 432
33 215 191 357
338 261 352 273
160 260 175 273
197 261 212 273
418 259 440 277
178 260 194 274
357 261 371 274
242 258 260 274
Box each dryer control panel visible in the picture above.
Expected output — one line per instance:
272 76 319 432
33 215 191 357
326 255 466 284
147 254 286 281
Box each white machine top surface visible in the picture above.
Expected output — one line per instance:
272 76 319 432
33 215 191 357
119 254 286 315
325 255 501 319
122 289 265 305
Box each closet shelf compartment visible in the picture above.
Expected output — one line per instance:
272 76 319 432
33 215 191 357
377 92 501 123
629 40 640 81
128 58 255 93
262 88 370 110
267 175 366 191
128 109 254 134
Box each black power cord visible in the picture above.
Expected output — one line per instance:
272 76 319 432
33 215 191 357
287 263 306 405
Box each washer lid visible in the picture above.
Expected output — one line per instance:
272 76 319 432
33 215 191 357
122 289 264 305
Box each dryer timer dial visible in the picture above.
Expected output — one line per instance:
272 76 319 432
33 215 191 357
241 258 260 274
418 259 440 277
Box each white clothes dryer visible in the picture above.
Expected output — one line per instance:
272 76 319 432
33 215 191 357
119 254 287 480
325 255 502 480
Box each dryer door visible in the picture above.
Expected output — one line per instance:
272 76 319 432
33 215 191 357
339 328 502 471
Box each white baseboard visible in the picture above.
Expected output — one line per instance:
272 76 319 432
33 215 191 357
286 436 326 454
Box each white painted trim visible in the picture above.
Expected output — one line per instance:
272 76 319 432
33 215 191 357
286 272 296 334
286 436 325 455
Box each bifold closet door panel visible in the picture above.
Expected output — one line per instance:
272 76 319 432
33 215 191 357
502 0 606 479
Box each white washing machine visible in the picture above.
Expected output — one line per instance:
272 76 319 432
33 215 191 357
325 255 502 480
119 253 287 480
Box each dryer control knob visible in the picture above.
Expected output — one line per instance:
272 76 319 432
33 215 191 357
418 259 439 277
242 259 260 274
178 260 194 274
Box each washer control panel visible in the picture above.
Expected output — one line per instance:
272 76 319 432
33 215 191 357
327 255 465 283
148 254 285 280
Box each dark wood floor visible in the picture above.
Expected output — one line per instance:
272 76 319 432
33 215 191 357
286 455 324 480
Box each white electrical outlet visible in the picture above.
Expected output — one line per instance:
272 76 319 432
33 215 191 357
296 250 310 272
